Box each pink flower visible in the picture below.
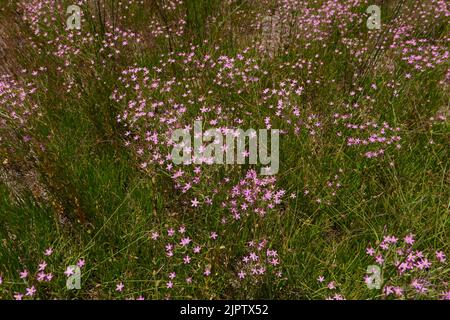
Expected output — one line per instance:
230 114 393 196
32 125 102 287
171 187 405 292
191 198 199 207
14 293 23 300
25 286 36 297
36 272 46 282
411 279 427 293
384 286 394 296
364 275 372 285
38 261 47 271
441 291 450 300
436 251 446 263
64 266 75 277
151 232 159 240
249 252 258 261
166 281 173 289
393 287 404 297
180 237 191 246
270 258 279 266
380 242 389 250
375 255 384 265
210 232 218 240
77 259 85 268
44 248 53 256
404 234 415 245
116 282 124 292
193 246 201 253
416 258 431 270
317 276 325 283
19 270 28 279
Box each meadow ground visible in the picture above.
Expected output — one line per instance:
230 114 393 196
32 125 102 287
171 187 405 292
0 0 449 300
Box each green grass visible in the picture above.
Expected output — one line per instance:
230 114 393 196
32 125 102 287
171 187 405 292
0 0 448 300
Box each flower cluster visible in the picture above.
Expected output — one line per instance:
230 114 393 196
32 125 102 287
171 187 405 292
365 234 449 300
0 246 85 300
317 275 346 300
334 114 401 159
222 170 285 222
229 239 284 298
0 73 42 152
147 225 219 299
